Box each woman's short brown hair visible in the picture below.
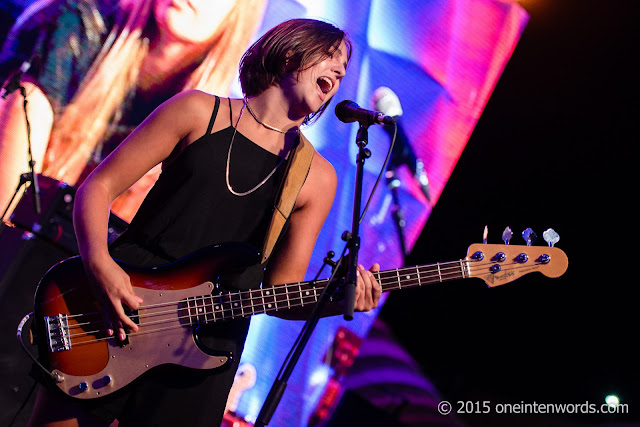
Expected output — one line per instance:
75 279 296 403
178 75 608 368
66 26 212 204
239 18 352 124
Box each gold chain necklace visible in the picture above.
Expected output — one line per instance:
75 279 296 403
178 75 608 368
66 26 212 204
226 100 288 197
245 97 299 134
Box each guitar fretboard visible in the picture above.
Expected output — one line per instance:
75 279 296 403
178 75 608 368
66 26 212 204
181 260 469 325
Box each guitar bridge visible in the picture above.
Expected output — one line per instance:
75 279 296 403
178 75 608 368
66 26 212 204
45 314 71 352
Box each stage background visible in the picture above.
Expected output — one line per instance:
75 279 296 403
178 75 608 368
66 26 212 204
6 1 635 426
380 0 638 425
0 1 528 425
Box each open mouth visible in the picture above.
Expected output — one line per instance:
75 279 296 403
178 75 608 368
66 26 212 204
317 76 334 94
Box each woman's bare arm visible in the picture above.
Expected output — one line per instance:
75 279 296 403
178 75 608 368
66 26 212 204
72 90 215 339
264 152 381 320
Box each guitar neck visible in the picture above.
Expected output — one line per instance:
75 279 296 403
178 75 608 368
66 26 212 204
182 260 467 324
375 260 468 292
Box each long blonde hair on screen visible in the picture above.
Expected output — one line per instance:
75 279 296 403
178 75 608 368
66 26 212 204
42 0 266 184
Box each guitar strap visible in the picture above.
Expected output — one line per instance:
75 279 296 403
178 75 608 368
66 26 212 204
260 132 315 264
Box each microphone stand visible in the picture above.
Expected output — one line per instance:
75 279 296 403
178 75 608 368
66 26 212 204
342 123 370 321
1 85 40 228
254 123 372 426
385 168 408 264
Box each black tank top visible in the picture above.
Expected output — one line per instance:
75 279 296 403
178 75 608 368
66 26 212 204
101 97 294 406
110 96 289 280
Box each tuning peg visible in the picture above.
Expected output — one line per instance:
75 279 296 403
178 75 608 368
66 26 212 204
542 228 560 247
502 226 513 245
483 225 488 244
522 228 537 246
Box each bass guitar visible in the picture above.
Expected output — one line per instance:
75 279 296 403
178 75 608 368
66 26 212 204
22 239 567 399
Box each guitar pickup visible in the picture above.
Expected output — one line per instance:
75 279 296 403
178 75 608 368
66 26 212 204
45 314 71 352
116 309 139 347
126 308 139 325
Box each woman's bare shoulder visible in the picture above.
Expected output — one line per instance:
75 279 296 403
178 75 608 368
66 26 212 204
171 89 219 109
296 149 337 211
310 150 337 186
156 90 223 131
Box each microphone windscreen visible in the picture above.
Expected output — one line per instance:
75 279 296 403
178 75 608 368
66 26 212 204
334 99 356 123
372 86 403 117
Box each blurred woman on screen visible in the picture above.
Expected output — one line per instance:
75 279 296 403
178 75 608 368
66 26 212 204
0 0 266 222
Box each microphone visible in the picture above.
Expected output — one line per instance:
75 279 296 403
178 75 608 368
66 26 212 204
0 61 31 99
335 100 396 126
372 87 431 203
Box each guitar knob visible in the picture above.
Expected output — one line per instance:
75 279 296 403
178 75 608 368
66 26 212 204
522 228 537 246
502 226 513 245
537 254 551 264
517 253 529 263
471 251 484 261
78 382 89 392
492 252 506 262
101 375 112 386
542 228 560 247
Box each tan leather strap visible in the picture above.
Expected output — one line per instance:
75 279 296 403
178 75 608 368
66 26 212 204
260 132 315 263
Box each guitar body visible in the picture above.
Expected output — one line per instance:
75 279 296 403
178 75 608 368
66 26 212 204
33 243 260 399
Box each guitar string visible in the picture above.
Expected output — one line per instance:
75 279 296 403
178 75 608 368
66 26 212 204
64 258 525 335
63 258 525 335
73 259 474 320
59 260 538 346
62 260 473 327
62 268 495 345
62 261 474 341
63 263 533 346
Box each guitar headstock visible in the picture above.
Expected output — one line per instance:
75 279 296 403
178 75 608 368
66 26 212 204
465 227 568 287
